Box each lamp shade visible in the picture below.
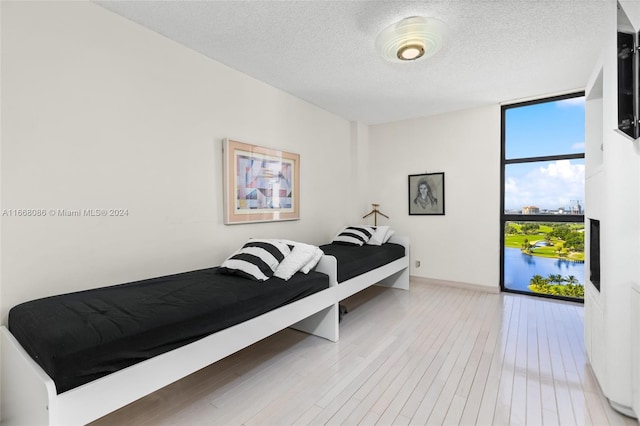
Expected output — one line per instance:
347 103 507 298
375 16 446 63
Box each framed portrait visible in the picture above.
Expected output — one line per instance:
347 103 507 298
408 172 445 215
223 139 300 224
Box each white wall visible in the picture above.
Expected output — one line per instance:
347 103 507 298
0 1 359 323
369 105 501 291
351 121 371 221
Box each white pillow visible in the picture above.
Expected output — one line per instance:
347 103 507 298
367 226 391 246
300 247 324 274
383 229 395 243
219 239 291 281
332 225 375 246
273 241 318 280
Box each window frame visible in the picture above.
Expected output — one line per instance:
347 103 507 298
500 92 585 302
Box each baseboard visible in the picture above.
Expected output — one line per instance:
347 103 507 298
410 275 500 294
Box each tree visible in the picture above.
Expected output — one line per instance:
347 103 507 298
505 224 518 235
548 274 563 284
522 223 540 235
555 243 563 257
566 275 579 285
530 274 546 286
529 274 549 293
529 274 584 298
565 232 584 252
550 224 571 240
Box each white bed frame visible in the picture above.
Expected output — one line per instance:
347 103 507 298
0 235 409 425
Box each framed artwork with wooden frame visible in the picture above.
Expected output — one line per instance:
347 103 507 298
223 139 300 224
408 172 445 215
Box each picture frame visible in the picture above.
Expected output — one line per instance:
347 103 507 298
408 172 445 215
223 139 300 224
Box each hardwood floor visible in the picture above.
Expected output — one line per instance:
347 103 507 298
91 280 637 425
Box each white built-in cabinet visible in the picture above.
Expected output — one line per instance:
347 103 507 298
585 59 606 400
585 1 640 418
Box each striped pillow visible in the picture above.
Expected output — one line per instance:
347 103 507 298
219 239 292 281
332 226 375 246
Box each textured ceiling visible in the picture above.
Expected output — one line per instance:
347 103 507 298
95 0 610 125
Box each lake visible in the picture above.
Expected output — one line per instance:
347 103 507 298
504 247 585 293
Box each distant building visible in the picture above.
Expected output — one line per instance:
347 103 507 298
571 201 583 214
522 206 539 215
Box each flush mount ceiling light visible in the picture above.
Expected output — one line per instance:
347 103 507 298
376 16 446 62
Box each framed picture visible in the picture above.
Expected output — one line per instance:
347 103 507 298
223 139 300 224
408 172 445 215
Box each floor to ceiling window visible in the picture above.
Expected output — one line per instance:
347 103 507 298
501 93 585 301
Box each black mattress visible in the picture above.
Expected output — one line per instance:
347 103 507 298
319 242 405 283
8 267 329 394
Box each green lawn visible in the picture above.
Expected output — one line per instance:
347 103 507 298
504 233 549 248
504 226 585 261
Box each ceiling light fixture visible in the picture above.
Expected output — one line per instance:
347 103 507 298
376 16 446 63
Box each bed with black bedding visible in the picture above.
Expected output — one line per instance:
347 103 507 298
1 263 337 426
0 234 409 425
319 232 410 302
8 267 330 395
319 242 406 283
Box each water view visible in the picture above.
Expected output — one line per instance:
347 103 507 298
503 247 584 293
504 222 585 299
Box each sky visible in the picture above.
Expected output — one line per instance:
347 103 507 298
504 96 585 211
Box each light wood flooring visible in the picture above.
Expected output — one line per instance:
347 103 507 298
91 280 637 425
